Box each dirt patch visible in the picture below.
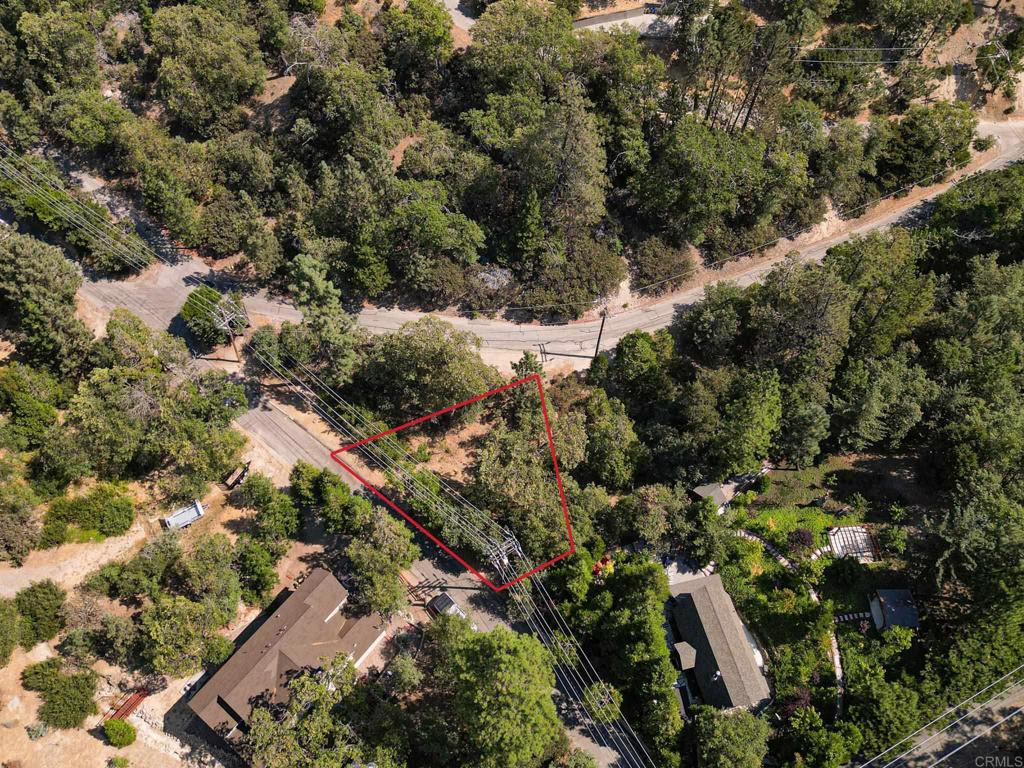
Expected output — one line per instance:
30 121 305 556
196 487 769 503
826 453 943 516
576 0 647 20
389 134 423 169
452 23 472 49
411 420 490 484
75 292 112 337
252 74 296 131
0 645 196 768
0 522 148 598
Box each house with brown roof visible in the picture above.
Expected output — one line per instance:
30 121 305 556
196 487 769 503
188 569 387 744
671 573 770 712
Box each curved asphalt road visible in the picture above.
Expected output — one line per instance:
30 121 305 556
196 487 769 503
78 120 1024 371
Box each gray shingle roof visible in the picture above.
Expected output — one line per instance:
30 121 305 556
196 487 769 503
871 589 919 630
672 573 770 710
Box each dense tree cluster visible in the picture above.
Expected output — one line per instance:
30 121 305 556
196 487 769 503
242 615 579 768
84 532 238 677
0 0 984 319
578 163 1024 762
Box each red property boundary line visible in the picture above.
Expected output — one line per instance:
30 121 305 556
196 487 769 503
329 373 576 592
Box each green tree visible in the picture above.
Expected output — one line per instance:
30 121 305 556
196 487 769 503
797 26 884 116
15 580 65 648
288 62 403 165
150 5 265 133
606 485 684 549
354 318 500 425
877 101 976 189
234 536 280 606
634 114 767 250
244 654 366 768
628 237 695 295
824 229 934 358
0 232 93 375
467 0 577 94
16 6 101 93
694 707 771 768
425 617 564 768
924 164 1024 277
976 26 1024 96
710 369 781 477
845 664 922 754
45 89 132 152
381 0 453 91
578 555 683 765
871 0 963 50
179 286 245 346
0 91 40 148
785 707 861 768
583 390 641 490
384 180 484 302
140 595 233 677
347 513 420 618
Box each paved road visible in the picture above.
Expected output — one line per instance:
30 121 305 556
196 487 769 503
877 678 1024 767
573 8 676 36
236 397 509 632
76 120 1024 373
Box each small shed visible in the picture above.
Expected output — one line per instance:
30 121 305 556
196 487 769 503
870 589 919 631
690 483 731 511
163 500 204 530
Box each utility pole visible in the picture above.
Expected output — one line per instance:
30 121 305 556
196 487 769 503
214 295 245 362
593 308 608 362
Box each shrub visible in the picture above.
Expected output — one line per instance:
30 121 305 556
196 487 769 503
879 524 908 556
628 236 696 295
26 721 48 740
0 598 19 666
109 758 130 768
788 528 815 554
20 657 62 691
755 474 771 494
202 634 234 666
973 135 996 152
15 580 65 647
40 483 136 547
21 658 98 728
104 718 136 747
180 286 245 346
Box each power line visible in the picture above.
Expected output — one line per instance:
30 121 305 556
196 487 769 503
0 142 658 768
856 660 1024 767
929 702 1024 767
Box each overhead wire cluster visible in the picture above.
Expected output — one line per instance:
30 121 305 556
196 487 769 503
0 140 659 768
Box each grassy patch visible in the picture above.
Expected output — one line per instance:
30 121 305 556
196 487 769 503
759 464 834 508
719 537 836 700
65 527 104 544
760 453 940 526
741 505 860 554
